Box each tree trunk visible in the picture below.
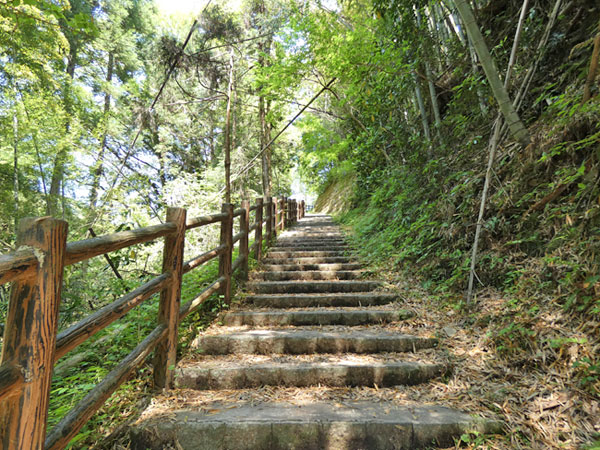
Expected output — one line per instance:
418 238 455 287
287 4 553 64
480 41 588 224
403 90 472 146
453 0 530 146
49 46 77 217
224 48 234 203
13 106 19 233
413 70 432 154
582 32 600 104
466 0 530 304
88 51 114 224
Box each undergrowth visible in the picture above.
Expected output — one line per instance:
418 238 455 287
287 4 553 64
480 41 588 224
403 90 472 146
330 92 600 401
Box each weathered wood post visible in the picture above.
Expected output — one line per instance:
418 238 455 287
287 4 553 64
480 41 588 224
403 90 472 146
265 196 272 244
273 197 279 236
255 198 263 262
218 203 234 305
301 200 305 218
153 207 186 390
281 197 287 230
239 200 250 280
0 217 67 449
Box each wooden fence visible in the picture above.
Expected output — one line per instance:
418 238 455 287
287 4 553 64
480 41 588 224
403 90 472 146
0 196 306 450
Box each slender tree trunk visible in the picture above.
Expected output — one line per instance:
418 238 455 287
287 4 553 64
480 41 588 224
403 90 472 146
582 31 600 104
49 48 77 216
13 106 19 233
415 9 443 143
224 48 234 203
413 70 432 155
88 51 114 224
453 0 530 145
466 0 529 304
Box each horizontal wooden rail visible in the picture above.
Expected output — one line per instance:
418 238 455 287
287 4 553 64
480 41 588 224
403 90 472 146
0 364 24 402
185 212 228 230
0 197 303 450
65 223 177 266
44 324 169 450
232 230 245 245
231 254 246 273
182 244 226 274
179 277 224 320
54 273 172 361
0 249 38 285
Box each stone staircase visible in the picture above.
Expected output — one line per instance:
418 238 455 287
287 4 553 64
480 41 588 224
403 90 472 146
130 215 498 449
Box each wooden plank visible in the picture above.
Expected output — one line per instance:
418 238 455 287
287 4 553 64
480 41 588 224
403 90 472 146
153 208 186 390
179 277 224 320
218 204 234 306
182 244 226 274
254 198 263 262
54 273 171 361
65 222 176 266
0 217 67 450
44 324 168 450
0 363 23 402
186 212 228 230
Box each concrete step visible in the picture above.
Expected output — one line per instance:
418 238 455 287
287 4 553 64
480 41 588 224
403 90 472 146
193 330 437 355
272 239 346 245
262 256 354 264
222 309 413 326
269 246 349 252
130 402 500 450
249 270 365 281
248 292 400 308
247 280 382 294
261 263 363 271
175 360 447 390
267 250 349 258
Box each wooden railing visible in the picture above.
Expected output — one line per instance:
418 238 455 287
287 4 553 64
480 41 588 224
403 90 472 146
0 196 305 450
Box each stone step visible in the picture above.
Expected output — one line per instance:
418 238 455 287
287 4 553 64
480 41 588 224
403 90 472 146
269 245 349 252
262 256 354 264
261 263 363 271
247 280 382 294
249 270 364 281
175 360 447 390
130 402 500 450
193 330 437 355
273 239 346 245
248 292 400 308
267 250 348 258
222 309 413 326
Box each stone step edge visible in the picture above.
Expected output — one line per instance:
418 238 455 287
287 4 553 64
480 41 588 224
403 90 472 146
129 403 502 450
222 309 414 326
174 361 449 390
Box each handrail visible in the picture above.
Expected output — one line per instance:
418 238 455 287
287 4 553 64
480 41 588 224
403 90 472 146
0 363 24 402
54 273 172 361
65 222 177 266
0 196 303 450
182 244 227 274
186 212 228 230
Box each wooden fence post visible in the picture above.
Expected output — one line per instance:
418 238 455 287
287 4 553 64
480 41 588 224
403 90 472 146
153 207 186 390
239 200 250 280
281 197 287 230
218 203 234 305
255 198 263 262
301 200 305 218
0 217 67 449
273 197 279 237
265 196 272 244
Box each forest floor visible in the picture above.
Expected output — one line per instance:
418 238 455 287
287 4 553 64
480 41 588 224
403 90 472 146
367 263 600 450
